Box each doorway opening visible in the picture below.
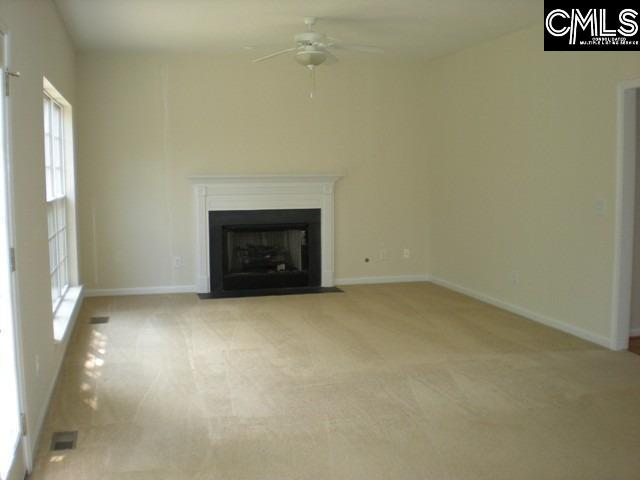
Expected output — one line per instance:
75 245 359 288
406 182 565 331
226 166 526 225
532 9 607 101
629 88 640 355
612 81 640 351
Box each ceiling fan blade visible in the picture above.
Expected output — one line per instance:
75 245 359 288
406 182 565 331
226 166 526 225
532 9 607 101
329 43 383 54
324 50 339 65
253 47 297 63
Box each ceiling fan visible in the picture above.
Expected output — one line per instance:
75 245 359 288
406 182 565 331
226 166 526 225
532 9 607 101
253 17 383 97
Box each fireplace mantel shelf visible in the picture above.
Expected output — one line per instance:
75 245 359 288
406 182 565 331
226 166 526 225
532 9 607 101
189 174 343 185
191 174 342 293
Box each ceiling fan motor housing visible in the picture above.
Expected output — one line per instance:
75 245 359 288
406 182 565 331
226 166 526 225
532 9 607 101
294 32 326 46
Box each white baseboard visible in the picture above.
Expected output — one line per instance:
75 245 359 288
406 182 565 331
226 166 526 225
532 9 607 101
631 327 640 337
429 276 611 349
86 277 432 296
85 285 196 297
335 274 431 286
83 277 615 348
87 276 432 297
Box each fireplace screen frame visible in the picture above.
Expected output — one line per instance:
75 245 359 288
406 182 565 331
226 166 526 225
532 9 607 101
209 209 321 293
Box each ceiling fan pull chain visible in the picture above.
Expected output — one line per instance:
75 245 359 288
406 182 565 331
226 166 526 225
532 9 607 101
309 65 315 99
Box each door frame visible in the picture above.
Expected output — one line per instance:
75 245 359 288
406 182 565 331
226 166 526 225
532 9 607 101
612 79 640 351
0 21 33 477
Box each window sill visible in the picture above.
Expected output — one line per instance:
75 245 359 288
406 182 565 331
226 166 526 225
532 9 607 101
53 285 84 343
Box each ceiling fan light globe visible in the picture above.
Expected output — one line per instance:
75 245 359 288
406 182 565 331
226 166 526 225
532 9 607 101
295 50 326 66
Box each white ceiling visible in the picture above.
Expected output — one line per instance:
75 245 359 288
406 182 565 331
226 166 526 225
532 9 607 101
54 0 542 59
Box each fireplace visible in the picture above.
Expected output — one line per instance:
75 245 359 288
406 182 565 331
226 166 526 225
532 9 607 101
191 174 342 296
209 209 321 294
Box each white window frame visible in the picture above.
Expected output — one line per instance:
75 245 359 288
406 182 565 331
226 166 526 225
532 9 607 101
43 92 69 313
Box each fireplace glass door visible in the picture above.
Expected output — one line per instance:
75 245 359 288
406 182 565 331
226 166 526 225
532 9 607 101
210 209 321 293
224 226 308 276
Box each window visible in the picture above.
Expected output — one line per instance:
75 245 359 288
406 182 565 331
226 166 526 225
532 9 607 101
42 79 80 340
43 92 69 311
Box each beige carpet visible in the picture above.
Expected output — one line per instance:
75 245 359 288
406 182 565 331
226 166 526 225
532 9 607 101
31 283 640 479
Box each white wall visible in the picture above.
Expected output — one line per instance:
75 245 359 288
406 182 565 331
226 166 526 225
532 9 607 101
426 24 640 344
76 53 429 291
76 26 640 347
0 0 76 455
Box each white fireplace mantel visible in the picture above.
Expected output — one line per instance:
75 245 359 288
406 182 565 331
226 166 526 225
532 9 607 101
190 174 343 293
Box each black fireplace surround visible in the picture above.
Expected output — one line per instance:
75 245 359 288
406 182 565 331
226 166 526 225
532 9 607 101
208 209 322 296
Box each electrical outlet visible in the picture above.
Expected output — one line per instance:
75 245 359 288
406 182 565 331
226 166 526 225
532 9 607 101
173 256 183 268
595 199 606 216
379 248 387 261
403 248 410 259
511 271 520 286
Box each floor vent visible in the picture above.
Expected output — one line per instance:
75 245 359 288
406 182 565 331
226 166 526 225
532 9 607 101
50 431 78 451
89 316 109 324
